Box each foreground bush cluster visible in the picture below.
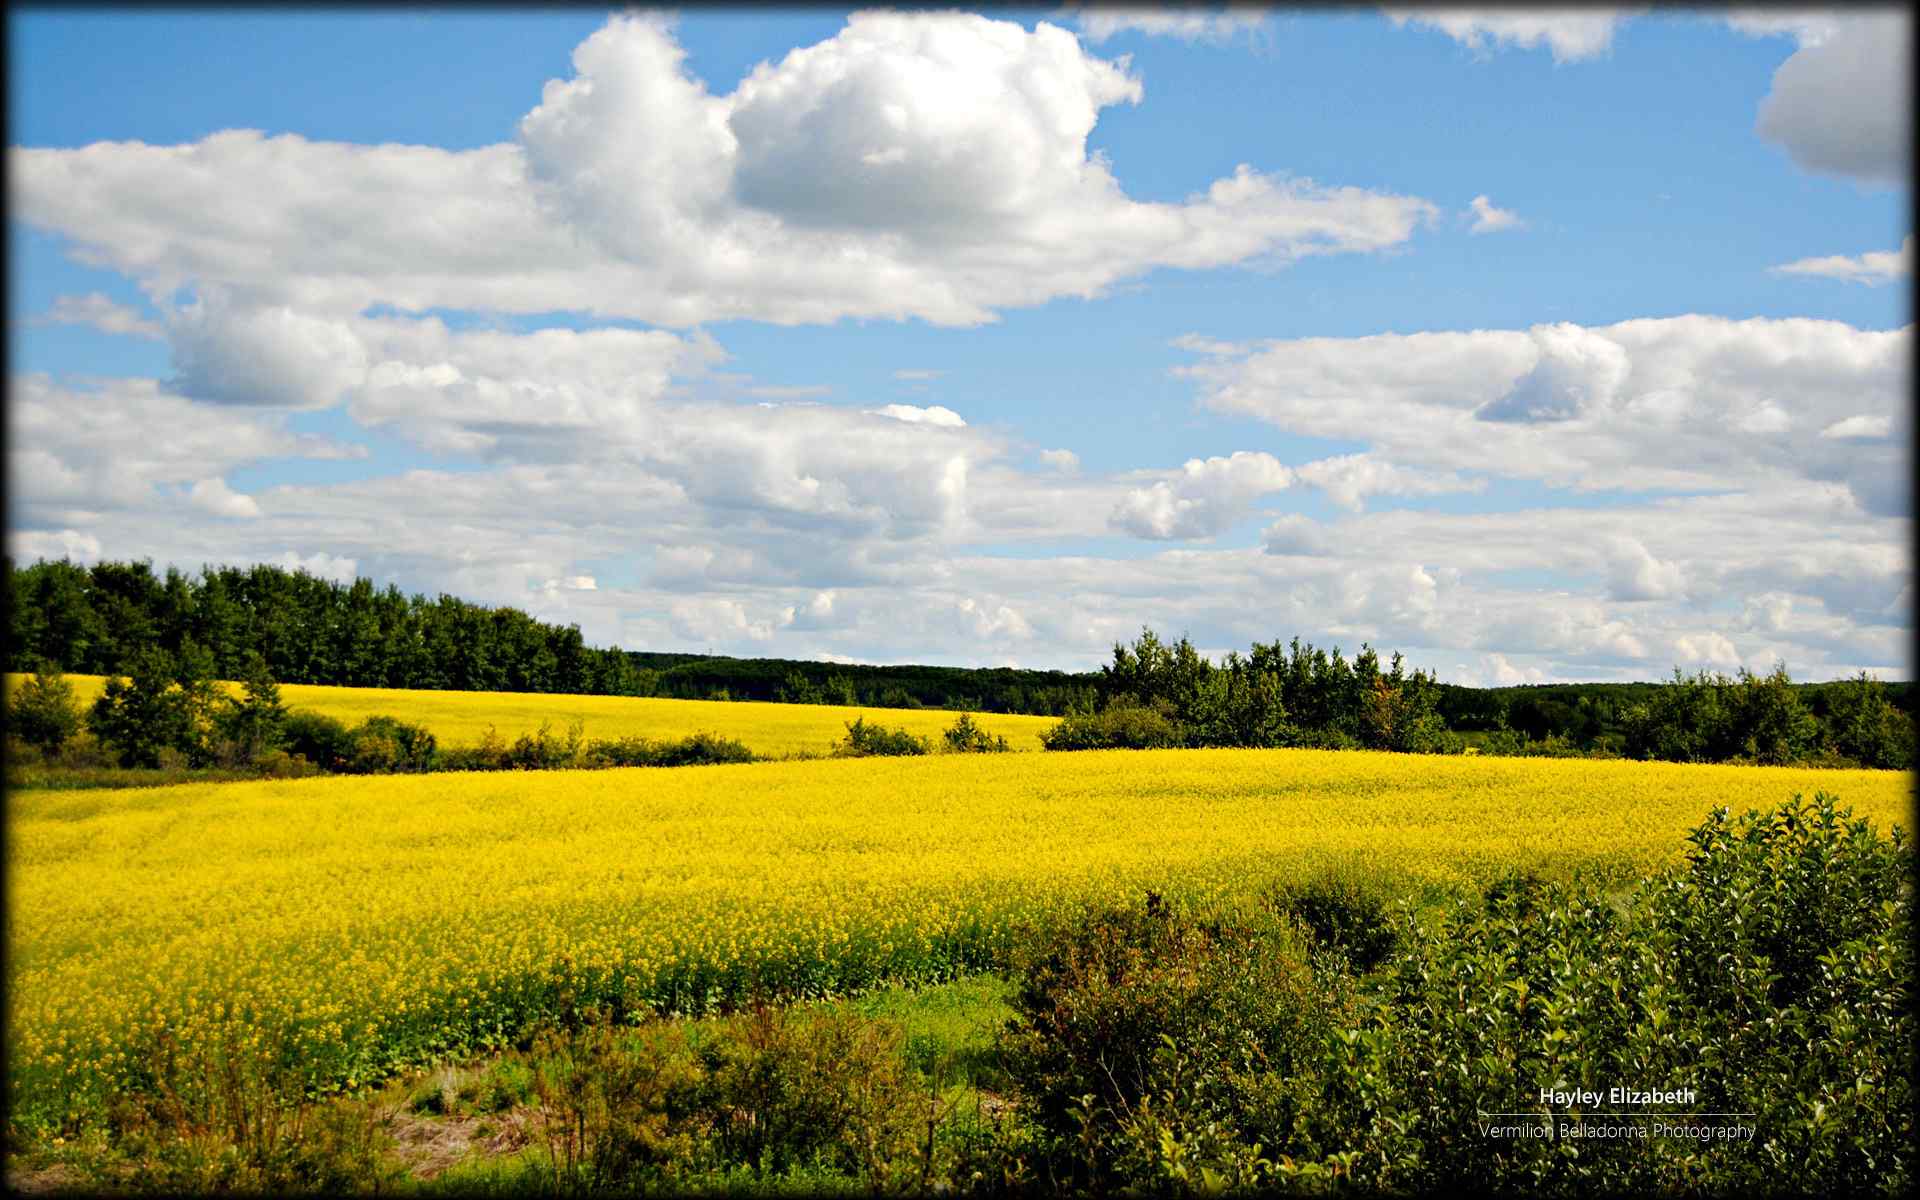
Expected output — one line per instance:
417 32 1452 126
999 793 1910 1195
10 794 1907 1195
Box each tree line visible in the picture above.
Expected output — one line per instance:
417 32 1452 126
5 557 1911 768
1044 628 1913 768
5 650 1009 783
1046 629 1454 753
3 558 1096 715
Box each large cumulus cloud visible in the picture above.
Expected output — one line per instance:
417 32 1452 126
1753 10 1910 186
1177 315 1911 516
12 12 1436 330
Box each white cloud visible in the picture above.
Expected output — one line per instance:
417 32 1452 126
1601 534 1685 601
1067 4 1271 44
7 528 104 566
187 477 262 519
19 447 1904 679
1170 332 1250 357
1820 414 1893 441
670 596 779 644
12 13 1438 331
1722 9 1840 47
168 294 368 409
1176 314 1911 515
892 369 942 381
41 293 163 340
7 373 360 524
1291 453 1483 511
1466 194 1524 234
1110 450 1293 539
1482 652 1548 686
867 404 967 428
1755 12 1910 185
7 8 1909 685
1672 631 1742 669
1771 235 1912 285
1261 513 1329 556
956 595 1035 640
1383 8 1637 63
273 551 359 584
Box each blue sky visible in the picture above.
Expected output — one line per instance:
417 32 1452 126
7 6 1911 681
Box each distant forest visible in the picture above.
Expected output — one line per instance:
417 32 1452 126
3 558 1096 715
5 557 1911 741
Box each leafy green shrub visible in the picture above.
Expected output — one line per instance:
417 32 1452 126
991 795 1911 1196
998 896 1355 1189
505 718 583 770
474 1057 534 1114
1289 725 1360 752
686 1005 920 1182
253 749 322 780
1039 703 1181 751
1268 875 1398 971
213 654 288 766
1317 792 1912 1195
6 668 82 753
281 710 354 771
942 712 1010 753
578 732 755 768
1652 792 1908 1011
1822 671 1915 769
343 716 436 774
87 646 217 768
648 731 754 767
833 716 930 757
529 1007 920 1191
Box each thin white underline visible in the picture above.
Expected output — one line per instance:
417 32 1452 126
1478 1112 1756 1118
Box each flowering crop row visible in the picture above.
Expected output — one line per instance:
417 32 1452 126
6 747 1908 1135
4 672 1057 755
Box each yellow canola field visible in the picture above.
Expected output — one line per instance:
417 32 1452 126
6 749 1910 1132
4 673 1057 756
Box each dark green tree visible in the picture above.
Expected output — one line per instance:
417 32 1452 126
1728 665 1818 765
217 652 289 765
6 668 82 753
1823 671 1914 769
88 646 189 768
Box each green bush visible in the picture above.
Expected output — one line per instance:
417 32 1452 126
1268 875 1398 971
1320 792 1912 1195
998 895 1355 1189
281 710 354 771
992 795 1911 1195
942 712 1010 753
1822 671 1915 769
87 646 207 768
505 718 583 770
6 668 82 753
213 653 288 766
332 715 437 774
832 716 930 757
647 731 754 767
1039 703 1181 751
528 1007 920 1191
